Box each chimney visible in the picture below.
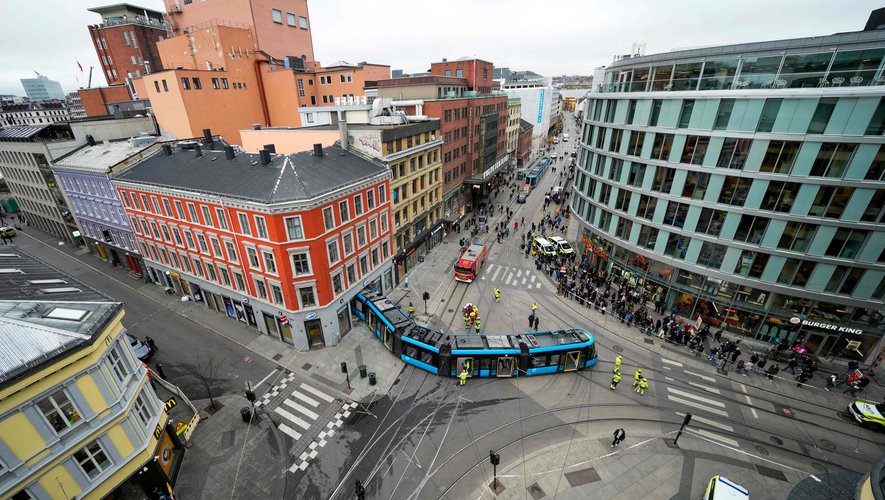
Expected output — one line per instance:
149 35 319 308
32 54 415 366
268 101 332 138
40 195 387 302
202 128 212 144
224 145 235 160
162 144 173 156
195 144 202 157
313 143 324 157
86 134 96 146
259 149 271 165
263 144 276 154
338 115 348 151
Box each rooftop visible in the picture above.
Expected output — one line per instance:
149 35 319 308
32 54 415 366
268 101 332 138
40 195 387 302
0 124 74 142
117 142 389 204
0 246 121 386
376 75 470 88
52 136 158 174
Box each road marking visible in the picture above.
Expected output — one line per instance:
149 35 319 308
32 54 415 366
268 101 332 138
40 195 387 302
676 412 733 432
665 376 674 382
292 391 320 407
505 272 514 285
688 381 721 395
667 396 729 418
661 358 683 367
692 428 740 448
521 277 527 285
491 266 502 281
256 370 277 388
283 399 320 420
278 423 302 440
535 283 541 289
529 275 536 283
738 384 759 419
516 270 523 278
300 383 334 402
684 370 717 383
663 366 672 370
667 388 726 408
275 407 311 430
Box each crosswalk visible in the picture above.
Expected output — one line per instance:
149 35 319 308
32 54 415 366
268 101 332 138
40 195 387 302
660 357 742 449
480 264 543 289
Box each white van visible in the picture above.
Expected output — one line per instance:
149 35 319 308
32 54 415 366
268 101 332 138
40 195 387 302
532 237 556 257
549 236 574 255
703 476 749 500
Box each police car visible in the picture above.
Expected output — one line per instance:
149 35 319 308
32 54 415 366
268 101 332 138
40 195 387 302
703 475 749 500
549 236 574 255
848 400 885 430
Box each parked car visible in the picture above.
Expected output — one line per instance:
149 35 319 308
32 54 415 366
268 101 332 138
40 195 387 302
0 227 16 238
517 193 527 203
127 334 153 362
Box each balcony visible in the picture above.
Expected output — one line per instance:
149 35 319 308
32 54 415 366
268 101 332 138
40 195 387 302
98 16 170 31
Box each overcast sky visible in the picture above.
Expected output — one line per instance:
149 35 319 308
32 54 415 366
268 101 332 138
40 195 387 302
0 0 882 96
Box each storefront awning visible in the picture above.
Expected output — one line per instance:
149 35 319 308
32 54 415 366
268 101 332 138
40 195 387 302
463 154 510 185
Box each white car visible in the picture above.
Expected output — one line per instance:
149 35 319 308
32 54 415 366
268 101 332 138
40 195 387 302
549 236 574 255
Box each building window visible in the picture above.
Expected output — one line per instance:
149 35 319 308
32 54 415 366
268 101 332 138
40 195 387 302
270 284 284 305
238 213 251 235
327 240 340 264
246 247 260 269
346 262 357 284
181 77 191 90
201 206 213 226
733 215 770 244
298 16 308 29
354 194 363 216
262 250 277 274
343 232 354 255
38 390 81 433
291 252 311 275
133 390 154 427
778 221 816 252
285 216 304 240
339 200 350 223
826 228 868 259
233 271 246 291
107 342 131 383
759 141 800 174
298 287 316 307
807 98 838 134
215 208 228 230
357 225 367 247
379 185 387 203
254 278 267 300
212 78 220 89
716 138 752 170
254 215 268 238
809 143 856 178
296 78 305 98
759 181 800 212
74 440 112 480
648 100 663 126
331 272 344 295
286 12 297 26
713 99 735 130
271 8 283 23
154 81 160 93
192 78 201 89
224 241 238 262
323 206 335 230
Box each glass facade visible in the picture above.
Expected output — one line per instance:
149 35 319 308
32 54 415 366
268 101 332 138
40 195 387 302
574 80 885 363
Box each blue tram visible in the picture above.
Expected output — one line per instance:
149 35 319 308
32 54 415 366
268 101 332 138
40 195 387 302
351 288 597 378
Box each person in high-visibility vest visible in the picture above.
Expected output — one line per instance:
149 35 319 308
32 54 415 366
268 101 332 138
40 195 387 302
493 287 501 303
636 377 649 395
633 369 643 387
610 371 621 390
459 369 468 386
469 310 477 324
408 302 415 318
614 355 622 373
531 303 538 313
475 318 482 334
463 312 471 327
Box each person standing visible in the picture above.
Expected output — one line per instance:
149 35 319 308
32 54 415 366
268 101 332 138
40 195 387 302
493 287 501 303
633 369 643 388
355 480 366 500
611 428 626 447
636 377 649 395
784 357 798 375
825 374 837 391
459 368 468 386
155 363 167 379
843 380 861 397
766 364 780 381
475 318 482 334
527 314 534 328
408 302 415 318
145 336 158 352
610 371 621 390
533 316 539 331
531 303 538 318
614 355 622 374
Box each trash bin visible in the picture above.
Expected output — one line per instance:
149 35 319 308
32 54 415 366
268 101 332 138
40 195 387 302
359 365 367 378
368 373 377 386
240 407 251 422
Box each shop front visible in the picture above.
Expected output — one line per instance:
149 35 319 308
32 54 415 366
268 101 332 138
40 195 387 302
395 219 445 281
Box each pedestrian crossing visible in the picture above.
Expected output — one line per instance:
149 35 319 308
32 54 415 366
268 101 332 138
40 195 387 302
480 264 543 289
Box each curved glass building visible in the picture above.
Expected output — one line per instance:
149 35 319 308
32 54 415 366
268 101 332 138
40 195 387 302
573 26 885 364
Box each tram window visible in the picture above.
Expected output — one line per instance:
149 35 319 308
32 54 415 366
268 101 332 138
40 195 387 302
404 345 419 359
588 345 597 359
549 354 561 367
480 359 492 372
420 351 434 365
530 355 548 368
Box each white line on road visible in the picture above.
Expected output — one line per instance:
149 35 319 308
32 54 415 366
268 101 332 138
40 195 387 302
663 365 672 370
283 399 320 420
516 270 523 278
505 272 514 285
684 370 717 383
739 384 759 419
676 412 733 432
665 376 674 382
661 358 683 367
255 370 277 388
275 407 311 430
278 423 302 440
692 428 740 448
521 277 527 285
535 283 541 289
667 395 730 418
300 383 334 402
491 265 502 282
667 388 726 408
688 381 721 395
292 391 320 407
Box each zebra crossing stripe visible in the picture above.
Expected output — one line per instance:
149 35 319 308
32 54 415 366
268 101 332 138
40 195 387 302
300 383 335 402
535 283 541 289
278 423 302 440
292 391 320 407
491 265 503 281
275 407 312 430
283 399 320 420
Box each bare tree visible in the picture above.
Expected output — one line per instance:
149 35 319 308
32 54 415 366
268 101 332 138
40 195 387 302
195 354 223 411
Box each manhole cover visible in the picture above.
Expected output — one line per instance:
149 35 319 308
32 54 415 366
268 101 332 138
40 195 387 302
644 338 655 345
820 439 836 451
302 363 312 370
527 482 546 499
565 467 601 487
612 345 624 353
754 446 769 456
755 464 788 482
448 309 454 312
770 436 784 445
812 462 826 473
271 354 282 361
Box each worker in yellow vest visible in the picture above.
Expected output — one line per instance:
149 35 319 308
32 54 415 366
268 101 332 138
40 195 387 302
459 369 468 386
633 369 643 388
408 302 414 318
614 355 622 373
636 377 649 395
493 287 501 302
610 371 621 390
475 318 482 334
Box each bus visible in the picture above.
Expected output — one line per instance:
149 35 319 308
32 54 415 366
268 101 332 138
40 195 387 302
454 243 487 282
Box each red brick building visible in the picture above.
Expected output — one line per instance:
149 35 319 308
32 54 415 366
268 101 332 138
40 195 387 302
78 86 133 117
87 4 167 86
430 58 495 94
112 138 394 350
517 118 534 166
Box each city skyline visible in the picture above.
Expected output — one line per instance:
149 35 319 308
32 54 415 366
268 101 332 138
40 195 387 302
0 0 881 96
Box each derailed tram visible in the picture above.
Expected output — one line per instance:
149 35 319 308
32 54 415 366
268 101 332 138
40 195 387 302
351 288 597 378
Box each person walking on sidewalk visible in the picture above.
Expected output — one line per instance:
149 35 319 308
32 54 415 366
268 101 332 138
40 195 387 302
408 302 415 319
610 371 621 390
531 303 538 318
355 480 366 500
636 377 649 395
493 287 501 303
611 428 626 447
843 380 861 397
633 369 643 388
459 369 468 386
784 356 798 375
533 316 539 331
766 364 780 381
614 355 622 374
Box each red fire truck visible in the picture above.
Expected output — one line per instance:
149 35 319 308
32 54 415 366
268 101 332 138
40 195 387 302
454 243 488 283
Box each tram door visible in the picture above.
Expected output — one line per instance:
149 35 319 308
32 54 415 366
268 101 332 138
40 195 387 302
496 357 515 377
457 357 474 377
368 311 377 336
564 351 582 372
383 326 393 350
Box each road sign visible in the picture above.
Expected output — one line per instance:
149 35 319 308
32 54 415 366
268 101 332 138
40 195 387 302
175 420 189 435
278 314 288 323
306 312 317 320
164 397 177 413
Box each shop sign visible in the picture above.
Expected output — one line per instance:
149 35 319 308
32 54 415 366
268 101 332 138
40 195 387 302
278 314 288 323
580 235 609 260
175 420 189 435
164 397 177 413
305 312 317 320
801 319 863 335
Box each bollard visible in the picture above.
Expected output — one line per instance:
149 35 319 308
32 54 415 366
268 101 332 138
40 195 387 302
368 373 377 386
359 365 367 378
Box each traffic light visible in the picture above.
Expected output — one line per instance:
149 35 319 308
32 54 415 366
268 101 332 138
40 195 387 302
682 413 692 427
489 450 500 465
245 389 256 402
422 291 430 301
340 362 348 373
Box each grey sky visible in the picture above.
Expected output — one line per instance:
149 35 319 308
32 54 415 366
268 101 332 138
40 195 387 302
0 0 882 96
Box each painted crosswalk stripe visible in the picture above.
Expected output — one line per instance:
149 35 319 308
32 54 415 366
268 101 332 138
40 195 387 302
667 395 729 418
688 381 721 395
684 370 717 383
292 391 320 407
505 273 514 285
491 265 502 281
676 412 733 432
661 358 683 367
300 384 334 402
691 428 740 448
283 399 320 420
278 423 302 440
516 270 523 278
529 275 536 283
275 407 311 430
667 388 726 408
521 277 527 285
535 283 541 289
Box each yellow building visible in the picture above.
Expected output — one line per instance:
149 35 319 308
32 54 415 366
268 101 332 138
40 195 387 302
0 247 181 499
506 97 522 167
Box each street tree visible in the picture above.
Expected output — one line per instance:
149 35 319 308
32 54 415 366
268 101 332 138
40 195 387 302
194 353 224 411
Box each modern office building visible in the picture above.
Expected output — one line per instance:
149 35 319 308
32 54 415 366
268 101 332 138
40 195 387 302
87 3 168 86
0 246 180 500
502 71 561 151
20 75 66 102
572 22 885 364
112 138 394 350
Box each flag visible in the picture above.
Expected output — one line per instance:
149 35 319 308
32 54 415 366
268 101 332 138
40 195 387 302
76 59 83 72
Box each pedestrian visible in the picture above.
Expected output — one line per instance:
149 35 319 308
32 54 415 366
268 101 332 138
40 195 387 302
614 355 622 373
796 369 810 388
633 369 643 388
155 363 166 379
735 359 746 375
355 480 366 500
843 381 860 397
610 371 621 390
408 302 415 318
755 356 767 375
531 303 538 317
784 357 798 375
766 364 779 381
459 368 468 386
493 287 501 303
825 374 837 391
475 318 481 334
533 316 539 331
743 360 753 377
611 428 626 447
145 336 158 352
464 312 471 328
527 314 534 328
636 377 649 395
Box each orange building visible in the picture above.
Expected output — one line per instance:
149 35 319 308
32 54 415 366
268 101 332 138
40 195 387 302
162 0 315 62
78 85 134 117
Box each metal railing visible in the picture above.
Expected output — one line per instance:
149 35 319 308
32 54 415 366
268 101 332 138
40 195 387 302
99 16 170 30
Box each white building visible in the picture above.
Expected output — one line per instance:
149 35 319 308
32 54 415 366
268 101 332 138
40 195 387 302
20 75 66 102
0 102 70 127
67 92 87 120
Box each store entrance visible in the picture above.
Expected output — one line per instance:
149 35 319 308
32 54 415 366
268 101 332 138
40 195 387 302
805 332 838 358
